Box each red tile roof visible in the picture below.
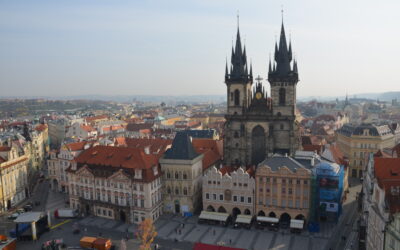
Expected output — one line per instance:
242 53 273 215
85 115 108 122
35 124 47 132
374 158 400 190
126 123 153 132
303 144 323 154
80 125 96 132
74 145 158 170
0 146 11 152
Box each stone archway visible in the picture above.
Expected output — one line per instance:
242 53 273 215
257 210 265 216
295 214 305 220
280 213 291 222
206 205 215 212
251 125 266 165
232 207 241 217
269 212 276 218
218 206 227 213
244 209 251 215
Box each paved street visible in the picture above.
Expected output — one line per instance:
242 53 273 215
3 177 363 250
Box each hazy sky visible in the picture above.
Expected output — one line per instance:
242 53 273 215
1 0 399 98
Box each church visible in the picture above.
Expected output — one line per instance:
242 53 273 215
223 18 301 166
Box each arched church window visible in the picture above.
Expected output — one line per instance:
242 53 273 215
279 88 286 105
234 90 240 106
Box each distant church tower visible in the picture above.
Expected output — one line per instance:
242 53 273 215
223 18 300 166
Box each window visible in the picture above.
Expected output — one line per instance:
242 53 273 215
140 185 143 191
183 187 188 195
183 173 187 179
288 179 292 184
296 180 300 185
240 196 244 202
303 190 308 197
219 194 223 201
288 200 293 208
175 172 179 179
234 89 240 106
279 88 286 105
281 199 286 207
213 194 217 200
247 197 252 203
108 210 112 217
282 187 286 193
272 199 277 206
206 193 210 199
167 172 171 179
288 188 293 195
141 199 144 207
282 179 286 184
304 180 308 185
266 188 270 193
175 188 179 195
295 200 300 208
303 200 308 208
266 177 270 183
233 196 237 202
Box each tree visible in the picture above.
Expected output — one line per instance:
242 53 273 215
136 218 157 250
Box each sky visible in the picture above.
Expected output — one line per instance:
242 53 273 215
0 0 400 98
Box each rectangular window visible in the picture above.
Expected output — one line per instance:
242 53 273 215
213 194 217 200
247 197 251 203
219 194 223 201
266 177 270 183
304 180 308 185
233 196 237 202
141 199 144 207
288 188 293 195
295 200 300 208
240 196 244 203
282 179 286 184
272 199 277 206
282 187 286 194
206 193 210 199
265 198 269 206
288 200 293 208
281 199 286 207
304 189 308 197
296 180 300 185
303 200 309 208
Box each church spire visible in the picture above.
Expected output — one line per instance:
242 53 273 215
268 14 298 82
226 14 251 83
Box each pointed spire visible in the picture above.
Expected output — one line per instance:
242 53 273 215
293 58 298 74
268 54 272 74
225 58 229 78
288 39 292 61
249 61 253 78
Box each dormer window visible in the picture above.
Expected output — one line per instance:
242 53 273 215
152 166 158 176
135 169 142 179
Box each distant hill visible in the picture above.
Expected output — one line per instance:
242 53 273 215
298 91 400 102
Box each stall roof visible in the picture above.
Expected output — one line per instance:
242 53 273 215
290 219 304 229
235 214 252 224
199 211 229 222
256 216 279 223
14 212 44 223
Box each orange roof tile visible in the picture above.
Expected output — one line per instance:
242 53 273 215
80 125 96 132
0 146 11 152
35 124 47 132
374 158 400 190
85 115 108 122
74 145 158 170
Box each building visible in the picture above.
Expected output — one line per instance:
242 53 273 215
66 145 163 224
314 161 345 222
48 119 68 150
202 166 255 216
336 123 395 178
159 132 204 215
362 156 400 250
223 20 300 166
47 141 92 192
66 122 97 139
255 155 312 223
0 144 29 212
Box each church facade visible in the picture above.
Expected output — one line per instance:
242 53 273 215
223 21 301 166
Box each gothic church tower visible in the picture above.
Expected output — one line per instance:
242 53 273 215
223 18 300 167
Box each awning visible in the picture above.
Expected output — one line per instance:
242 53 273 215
234 215 252 224
199 211 229 222
256 216 279 223
290 219 304 229
14 212 45 223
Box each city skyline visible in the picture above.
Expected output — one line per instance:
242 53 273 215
1 0 400 97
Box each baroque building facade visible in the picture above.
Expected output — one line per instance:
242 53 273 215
223 21 300 166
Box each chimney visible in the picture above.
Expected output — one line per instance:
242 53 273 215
144 146 150 155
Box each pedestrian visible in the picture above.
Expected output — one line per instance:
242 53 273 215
229 239 232 244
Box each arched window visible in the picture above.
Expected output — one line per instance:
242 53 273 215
234 89 240 106
175 172 179 179
166 172 171 179
279 88 286 105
